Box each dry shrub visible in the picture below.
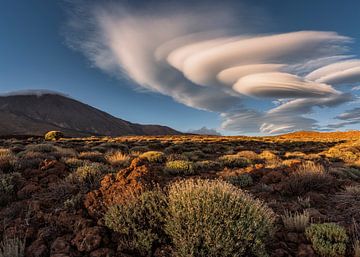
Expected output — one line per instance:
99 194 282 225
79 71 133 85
105 151 131 167
166 179 275 257
0 172 22 206
281 210 310 232
105 189 168 256
281 162 335 196
0 236 25 257
218 154 250 168
0 148 17 173
78 151 105 162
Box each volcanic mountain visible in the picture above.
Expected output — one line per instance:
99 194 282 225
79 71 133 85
0 91 180 137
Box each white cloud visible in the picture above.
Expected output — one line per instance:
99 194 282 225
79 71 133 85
64 2 360 134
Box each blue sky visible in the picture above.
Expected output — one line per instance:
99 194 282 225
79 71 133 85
1 0 359 134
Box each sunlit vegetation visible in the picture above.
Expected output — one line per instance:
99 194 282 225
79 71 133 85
0 132 360 256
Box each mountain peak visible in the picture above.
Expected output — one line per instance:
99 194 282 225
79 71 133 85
0 89 69 98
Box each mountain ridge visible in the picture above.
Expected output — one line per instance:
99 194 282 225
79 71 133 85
0 92 180 137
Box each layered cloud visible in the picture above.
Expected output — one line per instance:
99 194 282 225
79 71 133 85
65 2 360 134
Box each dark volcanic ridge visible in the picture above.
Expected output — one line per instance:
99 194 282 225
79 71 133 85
0 91 180 137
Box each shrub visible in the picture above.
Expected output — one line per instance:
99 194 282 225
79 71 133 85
44 131 64 141
218 154 250 168
194 160 222 172
78 151 105 162
281 210 310 232
0 173 21 206
226 173 253 187
62 157 87 170
166 179 275 257
165 160 194 175
139 151 165 163
25 143 57 153
281 162 335 196
104 189 168 256
105 151 131 167
67 162 110 188
0 149 17 173
0 236 25 257
305 223 348 257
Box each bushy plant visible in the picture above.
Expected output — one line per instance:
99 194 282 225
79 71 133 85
305 223 348 257
0 236 25 257
0 172 21 206
226 173 253 187
139 151 165 163
67 162 110 188
44 130 64 141
194 160 222 172
104 189 168 256
105 151 131 167
281 210 310 232
78 151 105 162
282 162 335 196
0 148 17 173
165 160 195 175
218 154 250 168
165 179 275 257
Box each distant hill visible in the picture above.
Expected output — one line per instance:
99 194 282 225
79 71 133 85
0 91 181 137
277 130 360 140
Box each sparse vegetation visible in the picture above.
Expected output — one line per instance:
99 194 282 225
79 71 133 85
0 236 25 257
1 132 360 256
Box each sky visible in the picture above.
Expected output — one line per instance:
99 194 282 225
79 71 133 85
0 0 360 135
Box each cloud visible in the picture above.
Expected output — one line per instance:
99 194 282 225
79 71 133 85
306 60 360 85
233 72 339 98
64 2 360 134
187 127 222 135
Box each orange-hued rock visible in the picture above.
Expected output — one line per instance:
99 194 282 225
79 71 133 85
84 158 166 218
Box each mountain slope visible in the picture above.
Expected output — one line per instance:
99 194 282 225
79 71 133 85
0 93 180 137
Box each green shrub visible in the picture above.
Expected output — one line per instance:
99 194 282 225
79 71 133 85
226 173 253 187
104 189 168 256
67 162 110 188
139 151 165 163
194 160 222 172
164 160 194 175
44 131 64 141
0 236 25 257
0 173 21 206
305 223 348 257
166 179 275 257
218 154 250 168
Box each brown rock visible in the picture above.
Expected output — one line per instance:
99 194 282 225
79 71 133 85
26 239 48 257
296 244 315 257
51 237 70 254
90 248 115 257
72 226 104 252
17 183 41 199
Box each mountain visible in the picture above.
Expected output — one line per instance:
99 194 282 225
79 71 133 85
0 91 181 137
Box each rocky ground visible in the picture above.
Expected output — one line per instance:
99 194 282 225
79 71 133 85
0 132 360 257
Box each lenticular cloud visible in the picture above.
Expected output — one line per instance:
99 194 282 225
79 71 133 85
66 3 360 133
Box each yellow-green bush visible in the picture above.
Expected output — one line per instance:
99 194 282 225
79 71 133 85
165 179 275 257
165 160 194 175
218 154 250 168
0 173 22 206
139 151 165 163
226 173 253 187
305 223 348 257
44 130 64 141
104 189 168 256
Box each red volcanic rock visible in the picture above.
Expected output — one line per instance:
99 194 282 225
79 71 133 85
72 226 104 252
85 158 166 218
